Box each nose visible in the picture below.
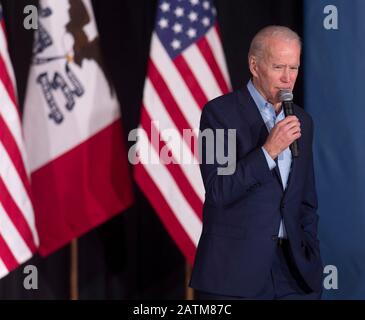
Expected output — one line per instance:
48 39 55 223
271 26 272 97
280 67 290 83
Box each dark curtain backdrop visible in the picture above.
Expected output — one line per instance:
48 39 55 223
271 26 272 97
0 0 303 299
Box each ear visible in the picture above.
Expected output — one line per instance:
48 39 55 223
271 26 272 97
248 55 259 78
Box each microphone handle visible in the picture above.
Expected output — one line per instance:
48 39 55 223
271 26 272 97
290 138 299 158
283 101 299 158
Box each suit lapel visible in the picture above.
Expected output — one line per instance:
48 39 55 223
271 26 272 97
237 87 284 189
274 158 284 190
283 105 305 196
283 125 301 196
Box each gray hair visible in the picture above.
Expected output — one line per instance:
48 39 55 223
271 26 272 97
248 25 301 60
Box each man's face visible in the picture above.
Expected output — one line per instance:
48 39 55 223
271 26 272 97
249 37 301 105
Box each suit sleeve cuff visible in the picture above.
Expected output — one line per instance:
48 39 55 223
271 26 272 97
261 147 276 170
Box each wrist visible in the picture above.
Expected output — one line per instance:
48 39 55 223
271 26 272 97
263 143 279 160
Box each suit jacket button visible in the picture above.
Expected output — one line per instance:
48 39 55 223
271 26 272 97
272 235 278 241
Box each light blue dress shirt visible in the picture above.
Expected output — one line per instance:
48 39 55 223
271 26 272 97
246 80 292 238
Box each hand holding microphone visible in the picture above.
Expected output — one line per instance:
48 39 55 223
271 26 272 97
263 89 300 159
279 89 299 157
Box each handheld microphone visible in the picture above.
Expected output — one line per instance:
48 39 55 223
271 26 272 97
278 89 299 158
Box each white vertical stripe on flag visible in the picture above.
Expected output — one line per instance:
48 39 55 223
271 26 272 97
151 34 202 128
183 42 223 101
0 203 33 262
0 258 8 279
205 27 231 89
143 79 205 201
0 143 38 245
137 129 202 245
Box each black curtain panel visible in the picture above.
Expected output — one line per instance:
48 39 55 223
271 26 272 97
0 0 302 299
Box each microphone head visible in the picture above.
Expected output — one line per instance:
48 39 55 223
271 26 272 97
278 89 293 102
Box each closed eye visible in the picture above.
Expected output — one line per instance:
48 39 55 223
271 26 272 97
273 64 285 69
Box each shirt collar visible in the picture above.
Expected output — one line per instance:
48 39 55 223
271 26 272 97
246 80 284 119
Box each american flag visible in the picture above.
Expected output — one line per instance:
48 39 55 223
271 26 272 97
134 0 231 263
0 6 38 278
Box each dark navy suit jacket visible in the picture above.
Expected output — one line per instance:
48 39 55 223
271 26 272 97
190 87 323 298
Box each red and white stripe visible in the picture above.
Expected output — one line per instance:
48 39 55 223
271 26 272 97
135 25 231 264
0 20 38 278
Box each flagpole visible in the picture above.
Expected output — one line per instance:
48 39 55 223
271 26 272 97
185 261 194 300
70 239 79 300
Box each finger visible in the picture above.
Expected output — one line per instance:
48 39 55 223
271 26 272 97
284 118 300 127
284 121 301 132
292 132 301 140
278 117 300 127
282 115 299 123
289 128 301 137
287 126 301 135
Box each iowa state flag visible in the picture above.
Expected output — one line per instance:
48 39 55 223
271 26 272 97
304 0 365 298
23 0 133 256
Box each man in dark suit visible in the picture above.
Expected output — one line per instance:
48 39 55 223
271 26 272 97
190 26 323 300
